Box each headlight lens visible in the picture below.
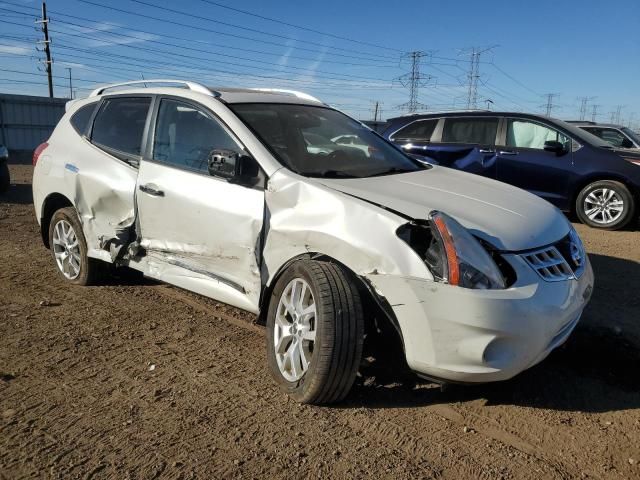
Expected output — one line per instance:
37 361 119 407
396 211 506 289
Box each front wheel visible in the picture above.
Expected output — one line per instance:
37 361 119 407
576 180 636 230
266 260 364 405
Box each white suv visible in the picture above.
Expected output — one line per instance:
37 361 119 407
32 80 594 404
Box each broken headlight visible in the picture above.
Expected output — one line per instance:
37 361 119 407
397 211 506 289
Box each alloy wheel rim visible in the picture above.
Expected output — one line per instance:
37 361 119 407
583 188 624 225
273 278 317 382
52 219 81 280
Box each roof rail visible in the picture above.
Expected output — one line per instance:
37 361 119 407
250 88 321 103
89 79 216 98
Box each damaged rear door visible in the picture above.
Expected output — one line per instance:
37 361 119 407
135 97 264 313
76 95 152 259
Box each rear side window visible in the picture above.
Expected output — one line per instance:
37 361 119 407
91 97 151 156
392 119 438 141
70 102 97 135
442 118 499 144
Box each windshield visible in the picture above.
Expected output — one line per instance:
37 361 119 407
229 103 426 178
621 127 640 146
554 119 613 148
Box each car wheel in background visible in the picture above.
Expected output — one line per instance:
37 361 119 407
48 207 105 285
576 180 635 230
266 259 364 405
0 162 9 194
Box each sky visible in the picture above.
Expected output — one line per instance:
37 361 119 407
0 0 639 126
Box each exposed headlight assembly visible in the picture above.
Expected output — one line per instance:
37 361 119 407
397 211 507 289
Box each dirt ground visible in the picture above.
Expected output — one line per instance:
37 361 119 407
1 164 639 479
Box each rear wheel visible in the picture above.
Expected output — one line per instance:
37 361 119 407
48 207 104 285
576 180 635 230
266 260 364 405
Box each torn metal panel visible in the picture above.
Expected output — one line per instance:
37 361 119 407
263 169 433 286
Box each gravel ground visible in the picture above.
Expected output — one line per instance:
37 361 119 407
1 164 639 479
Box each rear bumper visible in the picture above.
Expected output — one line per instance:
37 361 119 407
365 254 594 383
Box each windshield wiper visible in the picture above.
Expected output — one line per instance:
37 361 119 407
305 170 357 178
367 167 415 177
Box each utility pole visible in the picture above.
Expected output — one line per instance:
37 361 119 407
66 67 72 99
541 93 559 117
395 51 432 113
36 1 54 98
460 46 495 110
591 104 600 122
577 96 596 121
373 101 379 122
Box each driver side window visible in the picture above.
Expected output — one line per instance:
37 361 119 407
153 99 239 174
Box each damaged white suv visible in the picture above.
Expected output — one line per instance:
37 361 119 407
33 80 594 404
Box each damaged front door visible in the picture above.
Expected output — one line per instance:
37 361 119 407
135 98 264 313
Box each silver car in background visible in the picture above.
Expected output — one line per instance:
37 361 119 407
32 80 593 404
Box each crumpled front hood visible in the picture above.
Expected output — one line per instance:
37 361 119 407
316 167 570 251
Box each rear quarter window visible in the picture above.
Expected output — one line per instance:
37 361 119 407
70 102 98 135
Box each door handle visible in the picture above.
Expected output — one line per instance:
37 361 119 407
479 149 495 153
139 183 165 197
498 150 518 156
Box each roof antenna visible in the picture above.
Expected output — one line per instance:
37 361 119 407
140 73 147 88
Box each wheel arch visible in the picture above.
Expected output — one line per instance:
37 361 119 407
257 251 408 367
570 173 637 214
40 192 74 248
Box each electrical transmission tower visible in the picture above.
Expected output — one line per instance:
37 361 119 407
614 105 624 124
460 46 495 109
577 96 596 121
591 104 600 122
35 1 53 98
541 93 559 117
395 51 433 113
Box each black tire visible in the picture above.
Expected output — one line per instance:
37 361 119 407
48 207 105 285
0 162 9 194
266 259 364 405
576 180 635 230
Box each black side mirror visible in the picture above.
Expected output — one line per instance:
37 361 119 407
207 149 259 183
621 138 634 149
543 140 566 154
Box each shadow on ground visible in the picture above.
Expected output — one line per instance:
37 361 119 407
346 252 640 413
0 183 33 205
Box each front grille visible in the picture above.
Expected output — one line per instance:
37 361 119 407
521 246 575 282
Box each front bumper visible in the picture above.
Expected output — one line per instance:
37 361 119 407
366 254 594 383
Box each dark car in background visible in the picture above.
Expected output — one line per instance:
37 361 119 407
381 111 640 230
566 121 640 150
0 145 9 194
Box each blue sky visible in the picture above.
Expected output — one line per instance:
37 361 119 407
1 0 638 125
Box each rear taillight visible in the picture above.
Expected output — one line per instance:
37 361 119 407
33 142 49 166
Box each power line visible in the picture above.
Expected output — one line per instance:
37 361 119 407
395 51 432 113
1 0 395 63
76 0 398 61
193 0 402 53
0 5 397 68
